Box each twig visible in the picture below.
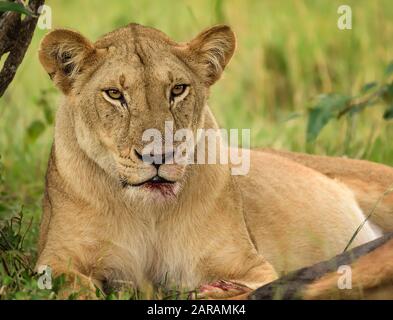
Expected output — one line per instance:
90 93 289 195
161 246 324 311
343 182 393 252
337 88 384 119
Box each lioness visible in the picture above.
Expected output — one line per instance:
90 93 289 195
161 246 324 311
36 23 390 299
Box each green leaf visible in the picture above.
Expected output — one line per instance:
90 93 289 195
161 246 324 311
361 81 378 94
0 1 35 16
26 120 46 143
306 94 350 142
382 82 393 104
39 99 54 125
385 61 393 76
383 105 393 120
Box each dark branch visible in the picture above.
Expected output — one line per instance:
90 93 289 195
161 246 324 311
0 0 45 97
249 232 393 300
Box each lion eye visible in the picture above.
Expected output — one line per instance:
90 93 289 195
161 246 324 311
171 84 187 98
105 89 123 100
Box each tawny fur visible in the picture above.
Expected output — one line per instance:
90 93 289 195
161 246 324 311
36 23 388 298
262 148 393 233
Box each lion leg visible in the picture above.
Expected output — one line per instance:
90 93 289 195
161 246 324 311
36 250 104 300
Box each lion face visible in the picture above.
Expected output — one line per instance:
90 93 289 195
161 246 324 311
39 24 235 201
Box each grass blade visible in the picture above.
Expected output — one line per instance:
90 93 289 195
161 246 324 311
343 183 393 252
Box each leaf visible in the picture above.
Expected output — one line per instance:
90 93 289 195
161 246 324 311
307 108 331 143
382 82 393 104
385 61 393 76
306 94 350 142
38 99 54 125
383 105 393 120
361 81 378 94
26 120 46 143
0 1 35 16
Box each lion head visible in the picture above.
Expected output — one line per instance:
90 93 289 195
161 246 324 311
39 23 236 201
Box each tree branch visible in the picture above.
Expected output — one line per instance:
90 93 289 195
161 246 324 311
249 232 393 299
0 0 45 97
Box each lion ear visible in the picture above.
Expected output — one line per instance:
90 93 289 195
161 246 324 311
187 25 236 86
39 29 96 94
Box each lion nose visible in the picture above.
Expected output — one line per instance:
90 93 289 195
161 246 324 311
134 149 174 168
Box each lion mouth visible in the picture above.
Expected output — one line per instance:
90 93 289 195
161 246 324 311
121 175 176 188
135 175 175 187
129 175 177 198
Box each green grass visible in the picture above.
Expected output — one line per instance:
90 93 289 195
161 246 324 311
1 0 393 299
